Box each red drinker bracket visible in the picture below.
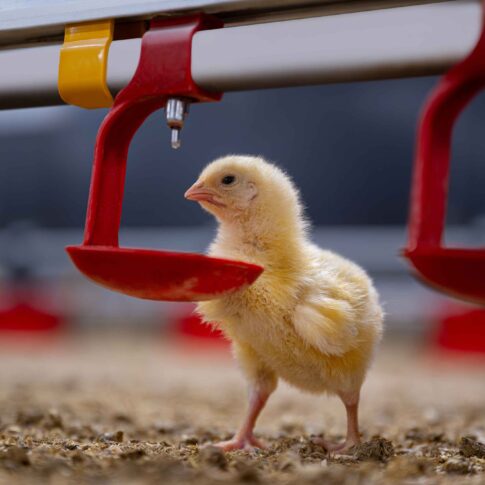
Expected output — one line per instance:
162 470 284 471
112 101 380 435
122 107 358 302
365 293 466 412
404 1 485 305
66 15 264 301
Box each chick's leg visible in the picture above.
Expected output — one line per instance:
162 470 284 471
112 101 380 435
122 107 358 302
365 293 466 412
214 343 277 451
314 389 361 453
214 385 272 451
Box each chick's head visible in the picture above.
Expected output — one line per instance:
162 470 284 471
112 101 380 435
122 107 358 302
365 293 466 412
185 155 304 228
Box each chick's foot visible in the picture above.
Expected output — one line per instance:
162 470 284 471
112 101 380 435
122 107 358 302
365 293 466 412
213 435 266 451
313 391 361 454
312 436 359 454
213 384 273 451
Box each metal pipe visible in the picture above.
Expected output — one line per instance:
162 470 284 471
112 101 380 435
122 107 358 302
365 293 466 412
192 1 480 90
0 1 479 109
0 0 460 47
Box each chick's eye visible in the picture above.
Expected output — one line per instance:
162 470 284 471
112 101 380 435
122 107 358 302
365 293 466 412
221 175 236 186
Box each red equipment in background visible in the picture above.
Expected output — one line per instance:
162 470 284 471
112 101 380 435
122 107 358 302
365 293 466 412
434 304 485 354
0 300 61 333
173 305 226 342
404 0 485 305
67 15 263 302
0 285 63 333
0 223 64 334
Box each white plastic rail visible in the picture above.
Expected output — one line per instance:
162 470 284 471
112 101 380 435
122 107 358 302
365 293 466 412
0 0 479 108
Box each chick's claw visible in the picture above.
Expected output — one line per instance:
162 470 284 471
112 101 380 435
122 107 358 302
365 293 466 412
312 437 359 455
213 435 266 451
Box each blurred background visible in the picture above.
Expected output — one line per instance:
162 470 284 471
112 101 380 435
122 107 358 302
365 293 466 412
0 76 484 348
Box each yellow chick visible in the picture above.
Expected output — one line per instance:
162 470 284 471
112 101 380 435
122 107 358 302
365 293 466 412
185 155 383 452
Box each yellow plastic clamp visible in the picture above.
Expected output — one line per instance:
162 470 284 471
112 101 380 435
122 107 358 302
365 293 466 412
58 20 114 109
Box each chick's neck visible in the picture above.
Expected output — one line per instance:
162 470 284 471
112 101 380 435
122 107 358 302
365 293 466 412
215 205 307 269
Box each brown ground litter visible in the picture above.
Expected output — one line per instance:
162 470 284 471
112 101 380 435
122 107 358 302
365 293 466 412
0 332 483 484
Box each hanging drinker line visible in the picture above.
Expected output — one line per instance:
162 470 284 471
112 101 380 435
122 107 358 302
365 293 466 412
66 15 264 301
403 0 485 305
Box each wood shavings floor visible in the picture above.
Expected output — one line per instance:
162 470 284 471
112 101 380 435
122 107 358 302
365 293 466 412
0 331 484 484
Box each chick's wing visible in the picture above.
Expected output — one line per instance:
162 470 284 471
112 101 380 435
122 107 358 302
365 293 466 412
292 247 371 356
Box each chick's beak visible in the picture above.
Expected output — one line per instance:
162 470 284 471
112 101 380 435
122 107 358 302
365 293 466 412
184 182 226 208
